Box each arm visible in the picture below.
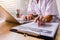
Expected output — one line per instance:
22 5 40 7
27 0 34 14
44 15 52 22
44 0 57 22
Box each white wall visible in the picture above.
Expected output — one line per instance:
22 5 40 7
0 0 60 17
19 0 29 15
0 0 18 17
56 0 60 17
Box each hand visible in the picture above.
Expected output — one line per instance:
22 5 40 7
21 15 27 21
19 14 23 17
44 15 52 22
21 14 34 21
34 16 45 27
27 14 34 21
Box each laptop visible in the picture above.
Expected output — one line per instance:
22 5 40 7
0 5 33 24
0 5 20 24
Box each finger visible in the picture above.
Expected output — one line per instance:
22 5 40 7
34 16 39 23
27 16 29 21
42 18 45 22
29 16 32 20
37 20 40 27
22 16 27 21
34 18 37 23
27 14 32 20
39 16 45 23
39 16 42 20
24 16 27 21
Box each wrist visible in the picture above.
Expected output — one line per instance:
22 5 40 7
44 15 52 22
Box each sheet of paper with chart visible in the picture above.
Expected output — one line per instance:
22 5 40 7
11 22 59 37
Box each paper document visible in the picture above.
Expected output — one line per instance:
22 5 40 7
12 22 59 37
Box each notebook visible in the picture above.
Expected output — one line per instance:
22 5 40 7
11 22 59 40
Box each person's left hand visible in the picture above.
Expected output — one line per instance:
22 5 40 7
27 14 34 21
21 14 34 21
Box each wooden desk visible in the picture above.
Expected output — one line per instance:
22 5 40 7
0 21 60 40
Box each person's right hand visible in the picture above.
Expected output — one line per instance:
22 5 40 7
34 16 45 27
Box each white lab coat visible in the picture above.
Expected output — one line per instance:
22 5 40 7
27 0 59 17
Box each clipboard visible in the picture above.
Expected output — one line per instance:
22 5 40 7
10 22 59 40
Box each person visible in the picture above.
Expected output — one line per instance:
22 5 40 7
21 0 59 26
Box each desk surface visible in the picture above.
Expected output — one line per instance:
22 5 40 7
0 21 60 40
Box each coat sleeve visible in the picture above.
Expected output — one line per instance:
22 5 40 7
27 0 34 14
45 0 59 16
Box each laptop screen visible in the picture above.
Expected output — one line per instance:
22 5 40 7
0 6 20 24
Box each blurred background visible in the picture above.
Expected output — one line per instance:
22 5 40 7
0 0 60 18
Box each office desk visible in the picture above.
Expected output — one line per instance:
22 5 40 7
0 22 60 40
